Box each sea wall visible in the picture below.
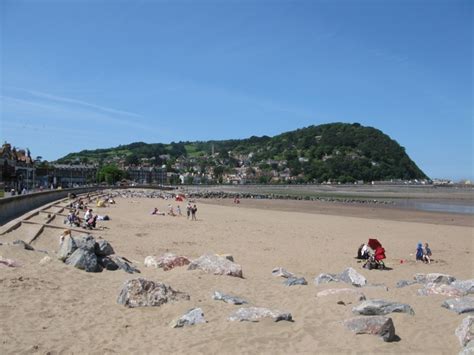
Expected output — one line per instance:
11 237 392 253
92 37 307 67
0 187 102 226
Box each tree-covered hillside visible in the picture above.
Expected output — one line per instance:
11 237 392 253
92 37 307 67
57 123 428 182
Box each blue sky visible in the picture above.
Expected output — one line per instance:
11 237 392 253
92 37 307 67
1 0 472 180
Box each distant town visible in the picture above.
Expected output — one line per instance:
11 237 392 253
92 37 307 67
0 141 470 195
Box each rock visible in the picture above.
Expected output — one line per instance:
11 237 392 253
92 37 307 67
111 256 140 274
284 277 308 286
460 340 474 355
314 273 339 285
212 291 248 305
442 297 474 314
73 235 96 252
188 254 243 278
171 308 206 328
217 254 234 262
456 316 474 347
339 267 367 287
65 248 101 272
117 278 190 308
95 239 114 256
414 273 456 285
272 267 296 278
316 288 366 301
157 253 191 271
344 316 396 342
39 256 52 265
144 256 159 268
0 257 20 268
98 256 119 271
12 240 34 251
57 236 77 261
453 280 474 295
353 299 415 316
228 307 292 322
418 283 468 297
396 280 417 288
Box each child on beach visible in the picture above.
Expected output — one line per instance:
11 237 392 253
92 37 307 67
416 242 424 262
423 243 432 264
191 204 197 221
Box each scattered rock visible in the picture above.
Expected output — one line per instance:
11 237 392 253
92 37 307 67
364 284 389 291
157 253 191 271
452 280 474 295
11 240 34 251
65 248 101 272
212 291 248 305
0 256 20 268
418 283 468 297
117 278 190 308
95 239 114 256
353 299 415 316
228 307 292 322
316 288 366 301
57 236 77 261
39 256 52 265
442 297 474 314
314 273 339 285
98 256 119 271
272 267 296 278
414 273 456 285
456 315 474 347
459 340 474 355
144 256 159 268
396 280 417 288
339 267 367 287
284 277 308 286
188 254 243 278
344 316 396 342
171 308 206 328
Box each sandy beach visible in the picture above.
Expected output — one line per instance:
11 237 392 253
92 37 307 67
0 192 472 354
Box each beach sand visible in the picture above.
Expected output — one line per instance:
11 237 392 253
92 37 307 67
0 195 472 354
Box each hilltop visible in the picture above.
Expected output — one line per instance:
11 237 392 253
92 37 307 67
56 123 428 183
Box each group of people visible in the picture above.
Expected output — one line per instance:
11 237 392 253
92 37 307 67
416 242 432 264
150 202 198 221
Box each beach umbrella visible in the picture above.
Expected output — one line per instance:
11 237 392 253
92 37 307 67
368 238 382 250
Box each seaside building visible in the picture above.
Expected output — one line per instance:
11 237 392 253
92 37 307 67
0 142 36 191
48 164 98 187
125 166 167 185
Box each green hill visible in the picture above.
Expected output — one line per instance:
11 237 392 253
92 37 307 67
56 122 428 183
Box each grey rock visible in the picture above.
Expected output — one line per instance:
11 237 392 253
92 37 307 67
188 254 243 278
456 315 474 347
74 235 96 252
95 239 114 256
212 291 247 305
272 267 296 278
111 256 140 274
314 273 339 285
172 308 206 328
117 278 190 308
453 280 474 295
459 340 474 355
442 297 474 314
353 299 415 316
98 256 119 271
418 282 468 297
316 288 366 301
65 248 101 272
57 236 77 261
339 267 367 287
414 273 456 285
12 240 34 251
228 307 292 322
344 316 396 342
284 277 308 286
396 280 417 288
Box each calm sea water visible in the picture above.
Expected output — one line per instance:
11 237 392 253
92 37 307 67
395 200 474 215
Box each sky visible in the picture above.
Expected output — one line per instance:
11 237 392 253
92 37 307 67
0 0 472 180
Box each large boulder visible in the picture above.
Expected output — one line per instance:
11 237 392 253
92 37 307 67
157 253 191 271
171 308 206 328
353 299 415 316
65 248 101 272
418 283 468 297
212 291 248 305
272 267 296 278
228 307 292 322
442 297 474 314
414 273 456 285
188 254 243 278
452 280 474 295
74 235 96 252
57 236 77 261
339 267 367 287
117 278 190 308
344 316 396 342
95 239 114 256
456 316 474 347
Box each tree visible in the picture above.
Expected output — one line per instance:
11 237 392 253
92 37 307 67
97 164 125 185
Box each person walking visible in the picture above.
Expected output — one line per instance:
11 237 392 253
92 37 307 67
191 204 197 221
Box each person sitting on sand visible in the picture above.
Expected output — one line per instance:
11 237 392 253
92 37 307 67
167 204 176 216
84 208 93 222
151 208 165 216
416 242 424 262
357 243 370 259
59 229 72 244
423 242 432 264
